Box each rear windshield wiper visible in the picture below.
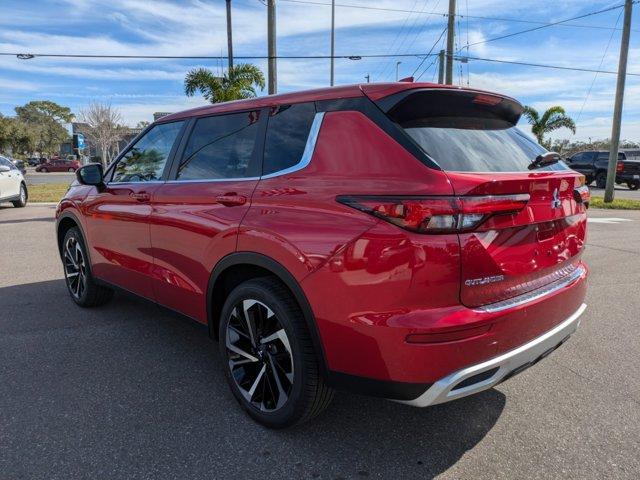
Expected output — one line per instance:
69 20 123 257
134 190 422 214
528 152 561 170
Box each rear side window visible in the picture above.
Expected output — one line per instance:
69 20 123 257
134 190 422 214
112 121 184 182
263 103 316 175
384 90 570 173
177 110 261 180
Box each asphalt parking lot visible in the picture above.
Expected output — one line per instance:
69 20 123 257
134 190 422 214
1 204 639 479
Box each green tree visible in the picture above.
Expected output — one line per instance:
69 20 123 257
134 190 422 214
0 115 36 156
15 100 74 155
184 64 265 103
522 106 576 147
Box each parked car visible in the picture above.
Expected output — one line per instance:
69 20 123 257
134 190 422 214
35 158 80 173
0 155 28 207
55 82 589 428
567 150 640 190
27 157 43 167
9 158 27 176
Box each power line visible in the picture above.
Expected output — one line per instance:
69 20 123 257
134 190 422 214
411 25 447 78
461 2 634 49
455 54 640 77
575 9 623 127
3 50 640 77
277 0 640 33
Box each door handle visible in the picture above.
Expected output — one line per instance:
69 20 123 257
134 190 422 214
131 192 151 202
216 193 247 207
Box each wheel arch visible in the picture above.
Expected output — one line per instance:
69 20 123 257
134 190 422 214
207 252 329 378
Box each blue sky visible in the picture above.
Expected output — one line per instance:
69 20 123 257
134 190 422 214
1 0 639 141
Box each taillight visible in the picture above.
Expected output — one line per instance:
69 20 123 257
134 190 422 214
616 161 624 172
337 194 530 234
573 185 590 206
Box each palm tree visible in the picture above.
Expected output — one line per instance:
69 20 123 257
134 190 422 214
522 106 576 146
184 64 266 104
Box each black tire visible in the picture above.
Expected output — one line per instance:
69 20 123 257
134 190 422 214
218 277 333 429
595 171 607 189
584 176 593 186
62 227 113 307
11 183 27 208
627 181 640 191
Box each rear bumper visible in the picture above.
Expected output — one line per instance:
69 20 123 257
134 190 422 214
616 173 640 183
399 303 586 407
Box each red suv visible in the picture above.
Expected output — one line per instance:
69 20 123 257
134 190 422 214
56 83 588 428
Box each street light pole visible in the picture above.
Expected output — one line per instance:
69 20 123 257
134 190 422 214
445 0 456 85
267 0 277 94
604 0 633 203
330 0 335 86
438 49 445 84
226 0 233 70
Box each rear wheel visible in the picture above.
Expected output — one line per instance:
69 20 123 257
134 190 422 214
219 277 333 428
62 227 113 307
627 181 640 190
11 184 27 208
40 167 48 173
595 171 607 189
68 167 75 172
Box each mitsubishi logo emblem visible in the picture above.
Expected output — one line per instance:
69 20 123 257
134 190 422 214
551 188 561 209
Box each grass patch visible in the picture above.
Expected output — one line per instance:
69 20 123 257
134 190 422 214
590 196 640 210
27 183 70 203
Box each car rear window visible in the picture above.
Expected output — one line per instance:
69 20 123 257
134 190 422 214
384 90 571 173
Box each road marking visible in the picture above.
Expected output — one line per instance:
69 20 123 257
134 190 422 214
587 217 633 224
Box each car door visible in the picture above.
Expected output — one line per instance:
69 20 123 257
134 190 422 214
81 121 185 299
149 109 265 322
0 157 20 199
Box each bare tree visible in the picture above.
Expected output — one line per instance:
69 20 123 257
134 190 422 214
78 103 126 166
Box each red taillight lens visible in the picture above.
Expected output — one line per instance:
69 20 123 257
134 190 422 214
616 161 624 172
573 185 590 205
337 194 529 234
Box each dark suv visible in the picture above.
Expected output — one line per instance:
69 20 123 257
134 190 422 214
567 150 640 190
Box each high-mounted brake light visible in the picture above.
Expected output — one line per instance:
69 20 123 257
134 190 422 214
337 194 530 234
472 94 503 106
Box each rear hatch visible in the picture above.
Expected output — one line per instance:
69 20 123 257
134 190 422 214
373 87 588 308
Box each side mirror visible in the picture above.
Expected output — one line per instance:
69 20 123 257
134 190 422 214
0 165 10 173
76 163 104 187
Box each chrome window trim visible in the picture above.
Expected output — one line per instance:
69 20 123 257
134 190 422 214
106 180 165 186
163 111 325 184
261 111 325 179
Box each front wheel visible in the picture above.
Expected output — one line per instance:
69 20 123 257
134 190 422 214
68 167 75 172
219 277 333 428
12 184 27 208
627 181 640 191
62 227 113 307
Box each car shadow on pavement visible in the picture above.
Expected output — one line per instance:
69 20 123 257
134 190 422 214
0 279 505 480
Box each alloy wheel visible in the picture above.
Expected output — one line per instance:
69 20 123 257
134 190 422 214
225 299 294 412
63 236 86 299
20 186 26 204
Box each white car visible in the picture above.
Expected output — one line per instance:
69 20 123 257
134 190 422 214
0 155 28 207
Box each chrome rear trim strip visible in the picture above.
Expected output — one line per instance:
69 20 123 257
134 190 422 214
475 265 586 314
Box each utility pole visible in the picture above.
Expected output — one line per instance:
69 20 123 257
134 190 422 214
226 0 233 70
605 0 633 203
330 0 335 86
437 49 445 84
445 0 456 85
267 0 277 94
395 61 402 81
365 74 370 83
